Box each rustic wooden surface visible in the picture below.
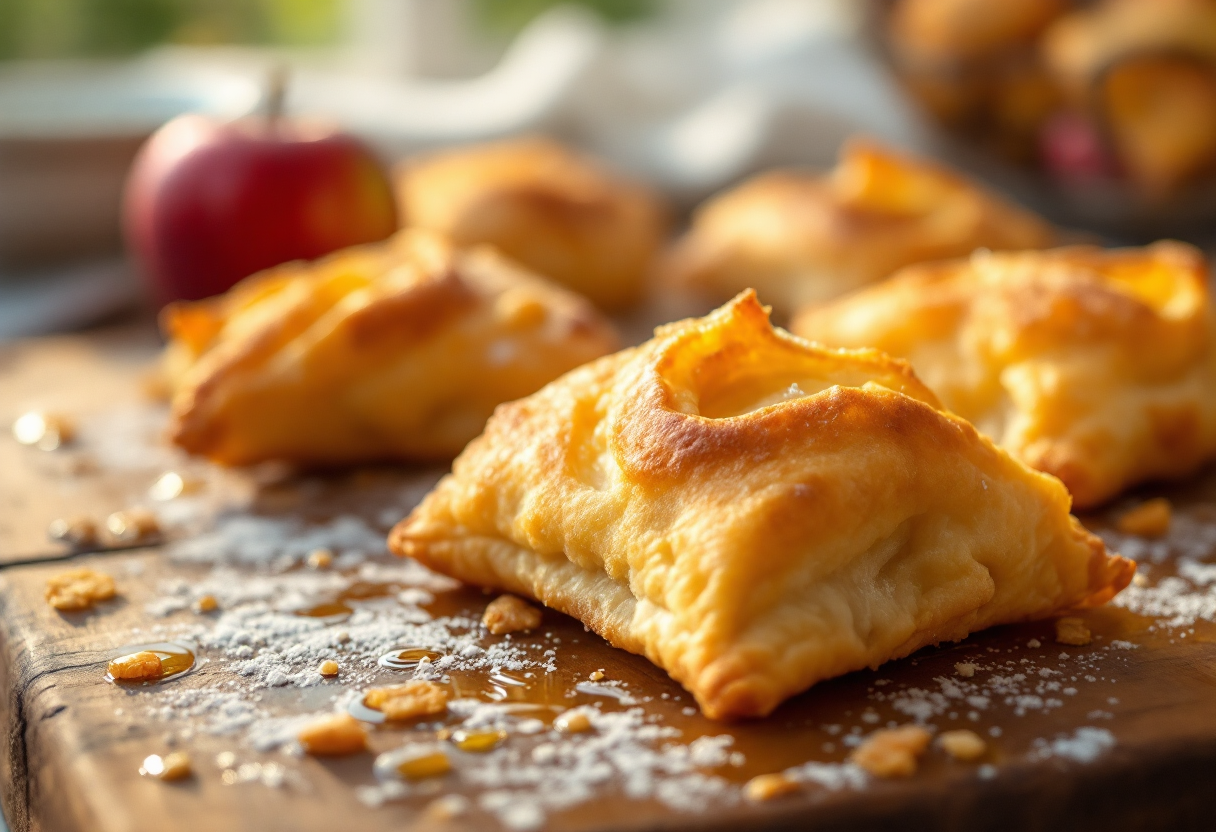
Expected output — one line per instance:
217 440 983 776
2 324 1216 832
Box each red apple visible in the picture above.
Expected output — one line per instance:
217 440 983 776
124 113 397 304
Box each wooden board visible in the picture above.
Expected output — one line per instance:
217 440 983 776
2 324 1216 832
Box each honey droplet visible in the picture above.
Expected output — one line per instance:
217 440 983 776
140 751 192 781
451 728 507 753
374 745 451 781
377 647 444 671
297 601 352 620
105 642 195 684
554 709 593 733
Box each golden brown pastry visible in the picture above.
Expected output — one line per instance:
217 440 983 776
1043 0 1216 194
161 229 619 466
395 136 668 311
886 0 1066 159
391 291 1132 719
793 242 1216 508
664 139 1056 317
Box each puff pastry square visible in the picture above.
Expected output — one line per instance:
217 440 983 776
793 242 1216 508
392 291 1131 719
664 138 1056 316
396 136 668 311
162 229 619 466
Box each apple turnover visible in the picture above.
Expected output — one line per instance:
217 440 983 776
793 242 1216 508
161 229 619 465
663 138 1056 316
396 136 668 311
1043 0 1216 195
391 291 1132 719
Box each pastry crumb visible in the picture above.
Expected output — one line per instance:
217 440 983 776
108 651 164 681
1116 498 1171 538
1027 638 1041 648
140 751 192 781
1132 572 1149 587
106 508 160 545
364 680 449 721
306 548 334 569
850 725 931 778
1055 617 1092 646
937 729 987 761
482 594 542 634
744 773 799 801
319 660 340 677
954 662 977 678
298 713 367 756
47 516 97 549
425 794 470 819
555 709 593 733
194 594 218 613
589 669 605 682
45 568 116 611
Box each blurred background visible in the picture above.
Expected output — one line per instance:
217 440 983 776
2 0 1215 339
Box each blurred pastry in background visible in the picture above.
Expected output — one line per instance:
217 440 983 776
161 229 618 466
395 136 668 311
883 0 1216 201
663 138 1055 317
393 290 1132 719
1042 0 1216 195
885 0 1068 163
793 241 1216 508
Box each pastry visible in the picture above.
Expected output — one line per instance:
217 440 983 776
395 136 668 311
793 241 1216 508
1043 0 1216 194
664 138 1056 317
391 291 1132 719
161 229 619 466
886 0 1066 161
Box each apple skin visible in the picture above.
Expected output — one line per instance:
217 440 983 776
124 114 398 304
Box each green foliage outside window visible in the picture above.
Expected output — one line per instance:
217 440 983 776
472 0 655 34
0 0 657 61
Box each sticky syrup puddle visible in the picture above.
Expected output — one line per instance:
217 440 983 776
294 580 408 622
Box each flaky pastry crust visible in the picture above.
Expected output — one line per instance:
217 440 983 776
161 229 618 465
793 242 1216 508
663 138 1055 316
392 291 1131 719
396 136 668 311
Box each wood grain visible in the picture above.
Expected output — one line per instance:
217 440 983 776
1 324 1215 832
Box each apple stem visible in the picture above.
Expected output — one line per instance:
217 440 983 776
264 64 289 129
